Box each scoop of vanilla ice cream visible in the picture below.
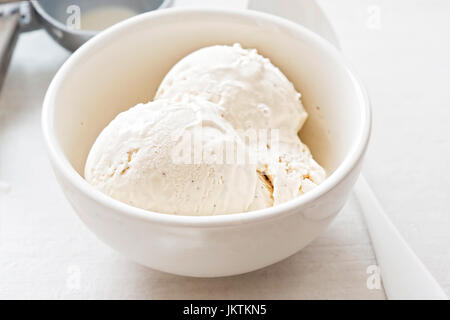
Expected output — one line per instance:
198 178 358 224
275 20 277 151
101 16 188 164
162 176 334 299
257 141 326 206
84 98 268 216
155 44 308 139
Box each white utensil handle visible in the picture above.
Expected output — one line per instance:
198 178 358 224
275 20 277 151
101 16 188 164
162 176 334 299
355 176 448 300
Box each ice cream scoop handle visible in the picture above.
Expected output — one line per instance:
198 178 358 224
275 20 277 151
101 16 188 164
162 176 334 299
0 12 19 91
354 175 448 300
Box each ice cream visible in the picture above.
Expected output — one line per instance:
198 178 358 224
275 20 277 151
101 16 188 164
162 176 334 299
258 141 326 206
85 98 270 215
156 44 308 140
85 44 326 216
156 44 326 207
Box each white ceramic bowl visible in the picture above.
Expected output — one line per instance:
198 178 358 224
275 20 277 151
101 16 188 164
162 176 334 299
42 8 371 277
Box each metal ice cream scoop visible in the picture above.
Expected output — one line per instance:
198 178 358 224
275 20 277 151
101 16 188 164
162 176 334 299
0 0 171 90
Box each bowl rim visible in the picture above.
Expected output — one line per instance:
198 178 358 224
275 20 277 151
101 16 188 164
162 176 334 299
41 7 372 228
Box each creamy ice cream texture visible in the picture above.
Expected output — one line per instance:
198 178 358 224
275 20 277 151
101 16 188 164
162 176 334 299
85 44 326 216
156 44 307 138
85 99 271 215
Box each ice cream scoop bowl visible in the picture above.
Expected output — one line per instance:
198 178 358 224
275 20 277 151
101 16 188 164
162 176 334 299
42 8 371 277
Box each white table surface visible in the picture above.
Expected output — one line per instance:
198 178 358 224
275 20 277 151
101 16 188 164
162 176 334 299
0 0 448 300
319 0 450 297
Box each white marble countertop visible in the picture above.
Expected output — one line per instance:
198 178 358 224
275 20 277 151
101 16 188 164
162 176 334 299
0 0 448 299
